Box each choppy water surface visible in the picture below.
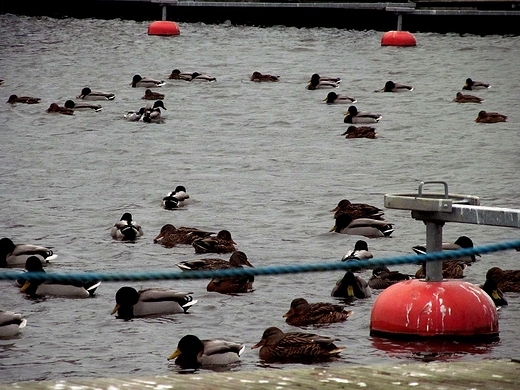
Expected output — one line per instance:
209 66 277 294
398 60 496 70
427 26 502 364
1 14 519 383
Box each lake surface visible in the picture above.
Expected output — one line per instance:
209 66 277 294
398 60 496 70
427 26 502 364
1 14 519 383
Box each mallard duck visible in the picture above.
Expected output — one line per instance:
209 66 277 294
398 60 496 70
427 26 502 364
46 103 74 115
189 72 216 82
485 267 520 292
307 73 339 90
123 107 146 121
252 327 345 362
344 105 381 124
7 94 41 104
176 251 253 272
18 256 101 298
331 214 394 238
453 92 483 104
111 287 197 320
331 271 372 299
1 237 56 268
141 89 165 100
341 125 377 139
131 74 165 88
153 224 214 248
110 213 143 241
250 71 280 82
414 261 466 279
330 199 385 221
412 236 480 264
168 335 245 368
0 310 27 337
381 80 413 92
324 91 356 104
141 100 167 123
283 298 353 326
481 267 508 306
368 266 410 290
206 252 254 294
162 185 190 209
193 230 237 254
475 110 507 123
342 240 373 261
77 87 115 101
463 78 490 91
168 69 193 80
64 100 102 112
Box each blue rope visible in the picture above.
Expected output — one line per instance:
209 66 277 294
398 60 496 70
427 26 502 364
1 239 519 283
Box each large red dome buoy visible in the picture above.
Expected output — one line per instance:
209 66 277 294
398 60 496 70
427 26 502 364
148 21 180 36
381 30 416 46
370 280 499 339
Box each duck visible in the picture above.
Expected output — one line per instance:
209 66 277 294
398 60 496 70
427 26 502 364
0 310 27 337
252 327 345 362
206 254 254 294
341 240 373 261
344 105 381 124
162 185 190 209
475 110 507 123
176 251 253 272
46 103 74 115
331 214 394 238
153 224 214 248
282 298 353 327
306 73 339 90
189 72 216 82
110 213 143 241
192 230 237 254
330 199 385 221
324 91 357 104
412 236 480 265
7 94 41 104
123 107 146 121
131 74 165 88
481 267 508 306
1 237 57 268
341 125 377 139
485 267 520 293
368 266 410 290
141 89 165 100
77 87 115 101
168 335 245 369
463 78 490 91
250 71 280 82
381 80 413 92
141 100 167 123
18 256 101 298
168 69 193 80
414 261 466 279
111 287 197 320
331 271 372 299
64 99 102 112
453 92 483 104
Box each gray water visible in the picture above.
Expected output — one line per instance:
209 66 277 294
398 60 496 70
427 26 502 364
1 14 519 383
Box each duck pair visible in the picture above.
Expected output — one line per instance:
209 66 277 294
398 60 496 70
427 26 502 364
162 186 190 209
124 100 167 122
168 69 216 82
307 73 341 90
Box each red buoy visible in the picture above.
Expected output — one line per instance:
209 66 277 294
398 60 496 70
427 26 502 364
148 21 180 36
381 31 416 47
370 279 499 339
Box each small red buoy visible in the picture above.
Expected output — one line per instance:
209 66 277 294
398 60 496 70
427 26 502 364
381 30 416 47
370 279 499 339
148 21 180 36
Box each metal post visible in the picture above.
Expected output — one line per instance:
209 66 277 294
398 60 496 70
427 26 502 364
162 5 167 21
425 221 444 281
397 14 403 31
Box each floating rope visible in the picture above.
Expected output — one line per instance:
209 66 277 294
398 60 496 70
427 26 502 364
1 239 519 283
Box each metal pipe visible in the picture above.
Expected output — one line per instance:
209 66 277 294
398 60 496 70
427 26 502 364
162 5 167 20
397 13 402 31
425 221 444 281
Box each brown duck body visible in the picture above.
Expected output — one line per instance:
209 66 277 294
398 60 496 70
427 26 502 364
475 110 507 123
368 266 410 289
486 267 520 292
283 298 353 326
142 89 165 100
193 230 237 254
250 71 280 82
341 125 377 139
415 261 466 279
252 327 345 362
331 199 385 220
7 94 41 104
453 92 483 103
46 103 74 115
177 251 253 271
153 224 214 248
206 274 254 294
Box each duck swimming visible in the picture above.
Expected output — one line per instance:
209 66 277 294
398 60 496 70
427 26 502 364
475 110 507 123
341 125 377 139
189 72 216 82
481 267 508 306
0 310 27 337
131 74 165 88
111 287 197 320
162 185 190 209
110 213 143 241
453 92 483 103
250 71 280 82
192 230 237 254
341 240 373 262
414 261 466 279
7 94 41 104
168 335 245 369
168 69 193 80
344 105 381 124
331 271 372 299
282 298 353 327
64 100 102 112
206 253 254 294
331 214 394 238
176 251 253 272
368 266 410 290
123 107 146 121
307 73 339 90
381 80 413 92
324 91 356 104
412 236 480 264
141 100 167 123
141 89 165 100
252 327 345 362
485 267 520 292
463 78 490 90
330 199 385 221
1 237 57 268
46 103 74 115
153 224 214 248
77 87 115 101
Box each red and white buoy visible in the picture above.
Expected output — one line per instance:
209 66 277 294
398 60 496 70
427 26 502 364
381 30 416 46
148 21 180 36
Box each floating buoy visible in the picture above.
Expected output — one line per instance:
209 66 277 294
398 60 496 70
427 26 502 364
148 21 180 36
370 279 499 339
381 31 416 47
